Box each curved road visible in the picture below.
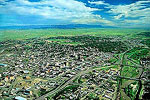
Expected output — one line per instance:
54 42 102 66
35 66 113 100
35 68 91 100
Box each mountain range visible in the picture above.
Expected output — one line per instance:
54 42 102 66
0 24 115 29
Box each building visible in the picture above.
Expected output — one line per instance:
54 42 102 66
14 96 27 100
0 64 7 67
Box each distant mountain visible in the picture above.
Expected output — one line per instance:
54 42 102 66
0 24 114 29
51 24 103 29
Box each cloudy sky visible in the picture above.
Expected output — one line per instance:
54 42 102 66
0 0 150 28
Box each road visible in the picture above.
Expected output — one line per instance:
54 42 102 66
0 49 4 54
35 68 91 100
115 48 133 100
36 45 146 100
116 47 149 100
35 66 113 100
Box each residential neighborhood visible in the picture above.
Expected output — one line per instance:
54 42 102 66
0 35 150 100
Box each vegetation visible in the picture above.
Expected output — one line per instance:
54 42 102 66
87 93 99 100
142 39 150 47
137 32 150 37
127 47 150 60
125 82 139 100
48 35 128 53
53 85 79 99
0 28 148 41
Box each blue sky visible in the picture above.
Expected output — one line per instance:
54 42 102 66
0 0 150 28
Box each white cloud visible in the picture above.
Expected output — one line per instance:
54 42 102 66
72 15 114 26
1 0 149 27
124 16 150 25
106 0 150 19
104 0 150 27
0 0 5 2
87 0 150 27
114 14 124 20
0 0 113 25
88 1 109 5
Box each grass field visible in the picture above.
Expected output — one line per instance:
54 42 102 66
0 28 149 41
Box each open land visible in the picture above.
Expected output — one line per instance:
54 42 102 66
0 28 150 100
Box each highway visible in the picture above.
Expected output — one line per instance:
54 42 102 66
35 68 91 100
115 48 133 100
35 66 112 100
115 47 149 100
36 46 143 100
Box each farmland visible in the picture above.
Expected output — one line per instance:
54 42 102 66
0 28 149 41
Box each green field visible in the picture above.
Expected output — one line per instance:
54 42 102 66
0 28 149 41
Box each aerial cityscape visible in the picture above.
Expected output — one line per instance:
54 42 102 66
0 0 150 100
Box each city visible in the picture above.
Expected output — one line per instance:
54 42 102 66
0 34 150 100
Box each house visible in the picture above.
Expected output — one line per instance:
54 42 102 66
23 76 31 80
24 89 32 95
4 76 9 82
10 76 15 81
0 82 5 87
0 64 7 67
20 70 29 74
23 70 29 74
141 57 150 65
14 96 27 100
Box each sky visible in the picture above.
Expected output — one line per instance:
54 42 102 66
0 0 150 28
